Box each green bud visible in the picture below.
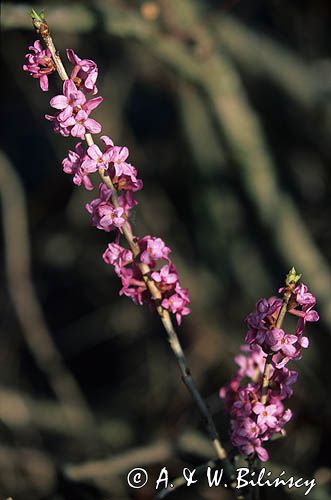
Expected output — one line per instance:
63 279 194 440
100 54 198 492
285 267 301 286
30 8 45 21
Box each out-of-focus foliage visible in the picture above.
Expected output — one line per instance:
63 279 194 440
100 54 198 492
1 0 331 499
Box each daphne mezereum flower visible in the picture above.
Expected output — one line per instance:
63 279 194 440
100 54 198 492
82 144 112 171
62 142 95 190
161 283 191 325
103 238 190 325
220 280 318 461
46 79 103 138
67 48 98 95
139 236 171 267
50 79 86 119
86 183 126 232
24 41 191 327
23 39 55 91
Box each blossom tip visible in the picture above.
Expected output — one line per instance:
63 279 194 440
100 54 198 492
285 267 301 286
30 8 45 21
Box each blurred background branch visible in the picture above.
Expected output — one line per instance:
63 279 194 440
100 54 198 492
0 149 95 430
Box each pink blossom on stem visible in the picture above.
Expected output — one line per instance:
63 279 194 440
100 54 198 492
23 40 55 91
271 367 298 400
118 191 138 216
25 38 190 327
50 79 86 121
268 329 298 357
102 234 190 325
253 403 278 428
109 146 130 172
102 242 133 275
45 113 72 137
161 283 190 325
46 80 103 138
62 142 94 190
113 162 143 192
237 417 261 440
232 387 256 417
151 264 179 292
82 144 112 172
86 183 126 232
220 280 318 462
139 236 171 267
60 109 102 139
67 49 98 94
119 266 148 306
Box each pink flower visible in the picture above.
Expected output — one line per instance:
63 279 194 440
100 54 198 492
161 283 190 325
118 191 138 216
272 368 298 400
46 83 103 138
82 143 112 172
24 39 192 339
102 242 133 275
235 345 266 380
119 266 148 306
95 144 143 191
67 49 98 94
23 40 55 91
237 418 261 439
294 284 316 308
256 297 282 317
241 440 269 462
110 146 130 172
50 79 86 121
253 403 278 428
245 297 282 345
61 109 102 139
45 113 72 137
139 236 171 267
268 329 298 357
62 142 94 190
221 279 318 463
112 162 143 192
232 387 256 417
86 183 125 232
151 264 178 291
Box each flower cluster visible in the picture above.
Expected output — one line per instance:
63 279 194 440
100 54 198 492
103 237 190 325
45 78 103 138
24 40 190 326
23 40 55 91
220 279 318 461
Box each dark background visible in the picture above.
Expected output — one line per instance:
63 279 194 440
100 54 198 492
1 1 331 499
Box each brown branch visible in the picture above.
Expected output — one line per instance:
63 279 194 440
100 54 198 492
0 149 95 431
